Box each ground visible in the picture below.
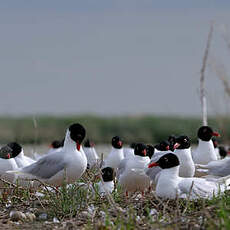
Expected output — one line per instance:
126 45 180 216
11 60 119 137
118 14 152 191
0 169 229 230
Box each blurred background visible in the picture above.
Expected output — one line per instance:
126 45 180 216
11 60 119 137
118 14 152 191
0 0 230 146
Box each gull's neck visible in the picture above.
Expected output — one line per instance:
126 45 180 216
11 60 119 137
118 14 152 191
63 130 78 152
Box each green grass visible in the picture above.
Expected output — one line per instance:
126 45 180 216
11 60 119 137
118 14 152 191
0 114 229 145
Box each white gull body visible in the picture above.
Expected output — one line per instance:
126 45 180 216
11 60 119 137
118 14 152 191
196 156 230 177
8 130 87 186
123 147 135 159
103 147 124 170
192 139 217 164
174 147 195 177
14 149 35 168
97 181 114 195
118 155 150 193
214 147 221 160
156 165 230 200
83 146 99 168
0 158 18 184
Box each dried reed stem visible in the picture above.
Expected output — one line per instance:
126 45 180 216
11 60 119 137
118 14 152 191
200 22 214 126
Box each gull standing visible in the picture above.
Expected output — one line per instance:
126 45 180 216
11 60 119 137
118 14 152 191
102 136 124 171
7 123 87 186
192 126 220 164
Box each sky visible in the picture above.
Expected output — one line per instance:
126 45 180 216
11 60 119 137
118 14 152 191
0 0 230 117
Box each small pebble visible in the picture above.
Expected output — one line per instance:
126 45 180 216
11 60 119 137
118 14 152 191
81 211 91 218
149 209 158 216
39 213 48 220
53 217 60 223
10 211 27 222
25 212 36 222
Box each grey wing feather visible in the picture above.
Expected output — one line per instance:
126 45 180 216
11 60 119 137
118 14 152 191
21 153 66 179
117 158 128 180
145 167 161 182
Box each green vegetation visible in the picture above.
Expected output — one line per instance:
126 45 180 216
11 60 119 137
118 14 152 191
0 114 229 145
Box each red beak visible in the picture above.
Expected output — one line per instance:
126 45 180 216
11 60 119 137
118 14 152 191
142 149 147 156
148 162 159 168
7 153 10 159
212 132 220 137
118 141 122 147
173 143 180 150
166 146 170 151
76 141 81 151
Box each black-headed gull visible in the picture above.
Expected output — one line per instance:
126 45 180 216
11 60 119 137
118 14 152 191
118 143 150 195
192 126 220 164
153 140 170 157
148 153 230 200
146 136 194 182
168 135 176 152
96 167 114 195
212 138 221 159
145 140 173 182
0 145 12 159
47 139 64 155
6 142 35 168
0 145 18 184
218 146 229 159
146 144 154 159
102 136 124 170
83 139 99 169
7 123 87 186
174 136 195 177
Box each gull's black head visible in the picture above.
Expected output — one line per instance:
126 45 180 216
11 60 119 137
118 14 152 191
134 143 147 157
156 153 180 169
146 144 155 159
175 135 190 149
101 167 114 182
0 145 12 159
84 139 95 148
129 143 136 149
219 146 227 159
168 135 176 151
7 142 22 158
51 140 63 149
154 140 170 151
112 136 123 149
69 123 86 144
197 126 220 142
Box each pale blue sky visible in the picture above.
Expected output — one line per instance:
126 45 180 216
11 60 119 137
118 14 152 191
0 1 230 116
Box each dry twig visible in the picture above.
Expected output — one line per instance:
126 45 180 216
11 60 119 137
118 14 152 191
200 22 214 126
